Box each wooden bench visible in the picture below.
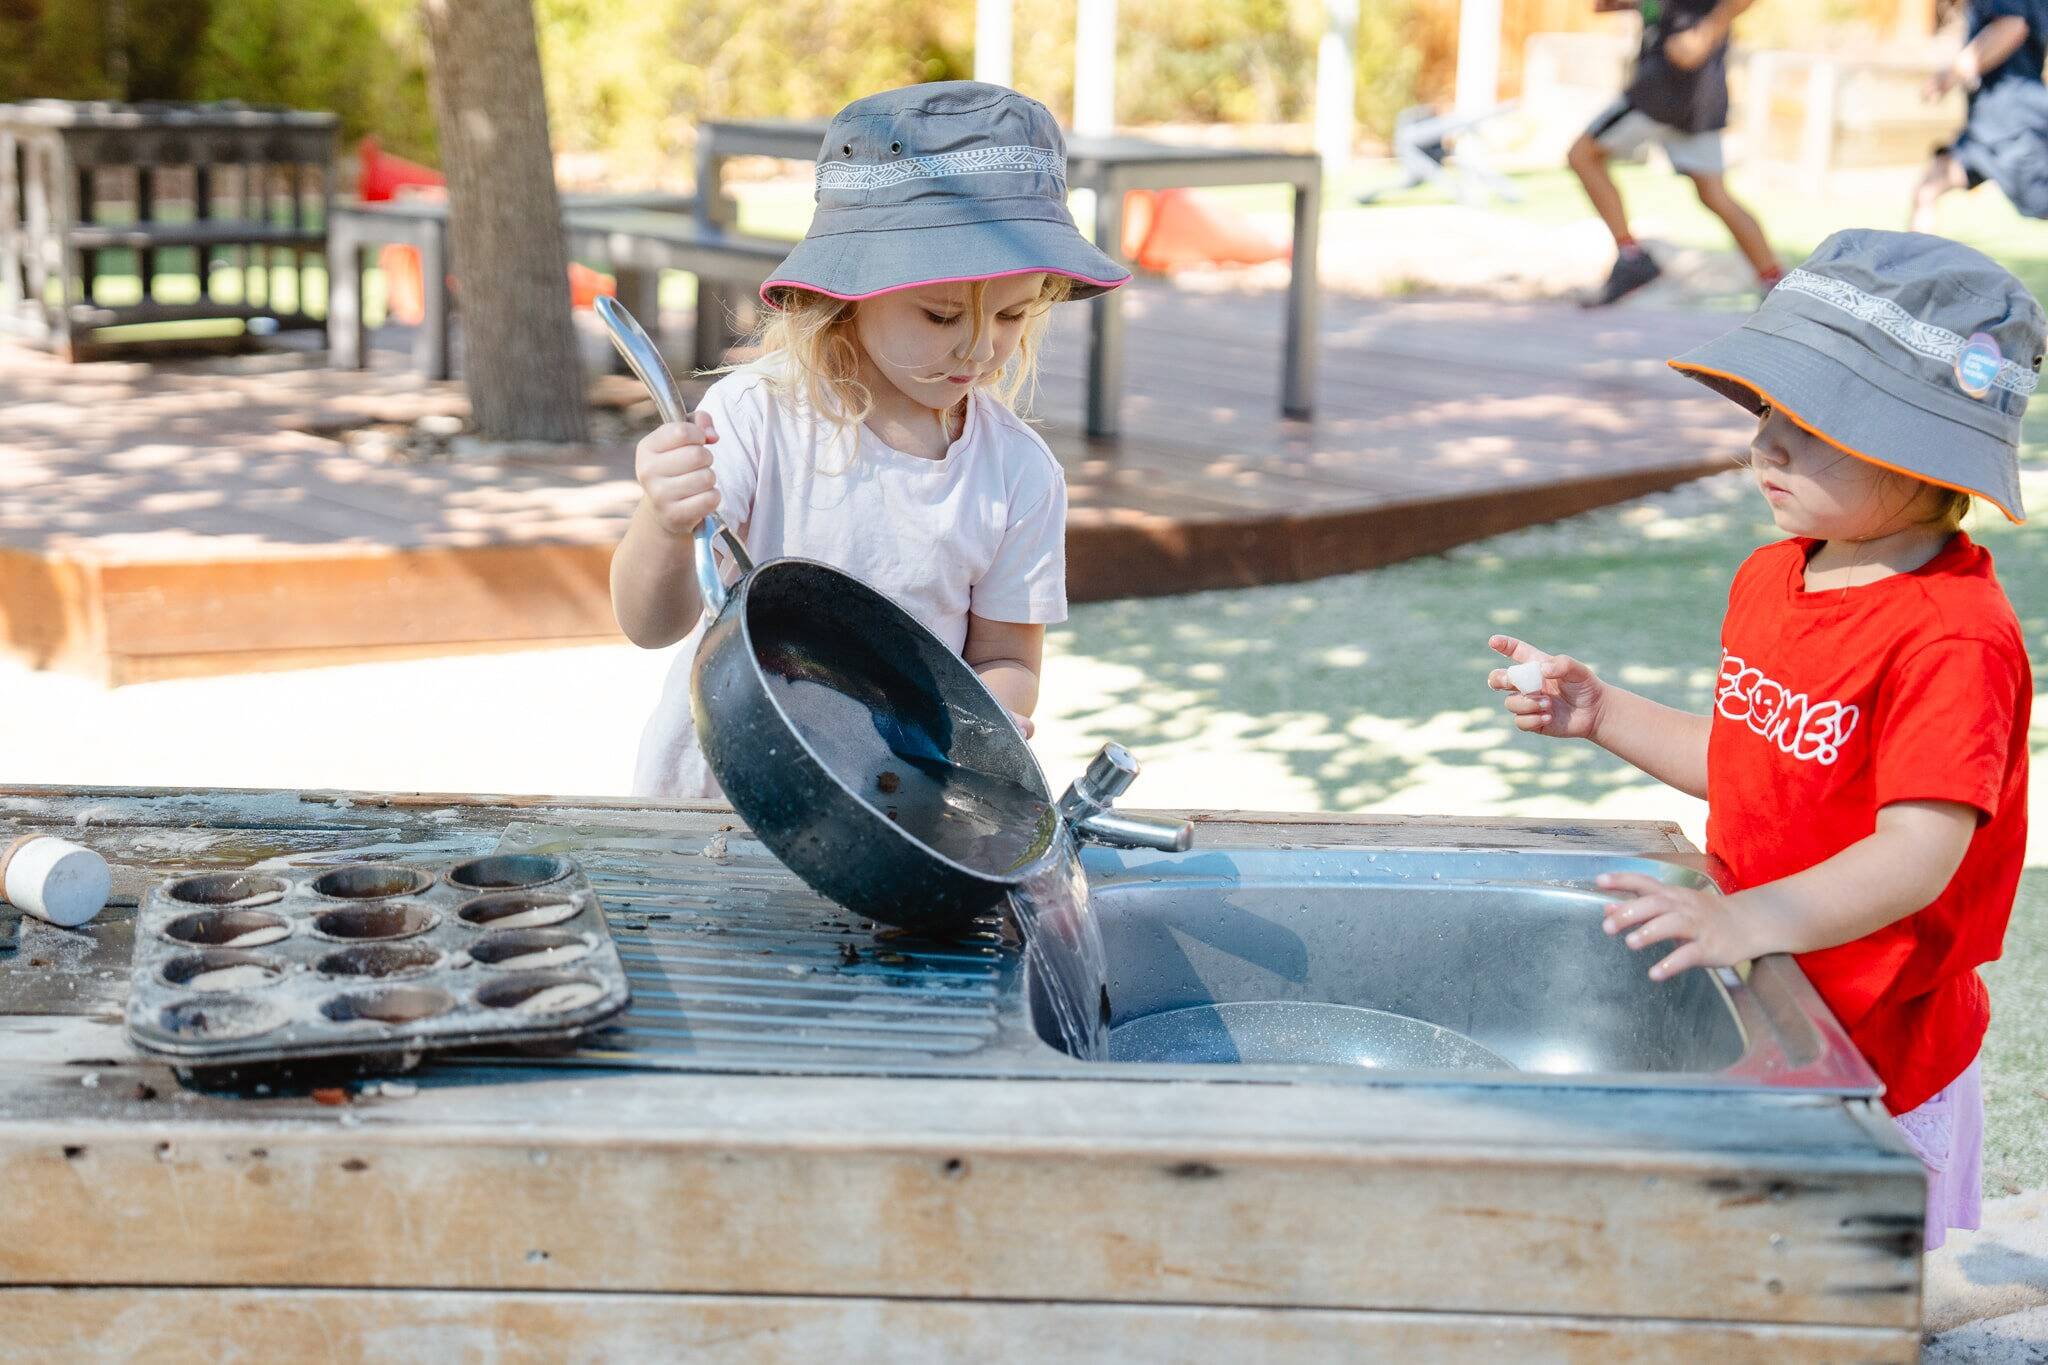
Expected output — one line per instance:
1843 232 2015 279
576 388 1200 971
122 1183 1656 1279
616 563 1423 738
562 206 788 368
327 194 787 379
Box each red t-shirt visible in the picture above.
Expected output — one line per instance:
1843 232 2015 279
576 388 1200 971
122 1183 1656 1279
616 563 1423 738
1706 534 2030 1115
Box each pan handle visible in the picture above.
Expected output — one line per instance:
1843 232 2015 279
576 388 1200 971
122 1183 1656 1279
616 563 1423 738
594 295 754 614
694 512 753 614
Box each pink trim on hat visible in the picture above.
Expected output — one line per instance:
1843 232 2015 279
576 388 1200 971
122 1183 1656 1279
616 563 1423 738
758 265 1128 310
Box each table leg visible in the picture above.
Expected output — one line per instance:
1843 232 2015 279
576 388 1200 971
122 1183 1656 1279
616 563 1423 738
416 222 451 381
76 167 95 305
1086 179 1128 439
135 166 156 302
327 226 364 370
691 149 739 372
613 265 659 374
193 165 212 302
692 279 729 372
1283 174 1321 421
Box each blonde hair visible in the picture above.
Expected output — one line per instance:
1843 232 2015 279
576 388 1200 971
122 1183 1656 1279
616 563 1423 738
748 275 1072 429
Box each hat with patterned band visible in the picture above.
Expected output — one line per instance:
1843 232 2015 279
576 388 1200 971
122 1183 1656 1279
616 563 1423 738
1669 229 2043 523
758 81 1130 308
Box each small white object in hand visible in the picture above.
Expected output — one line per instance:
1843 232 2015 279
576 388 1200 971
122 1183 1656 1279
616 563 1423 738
1506 661 1548 694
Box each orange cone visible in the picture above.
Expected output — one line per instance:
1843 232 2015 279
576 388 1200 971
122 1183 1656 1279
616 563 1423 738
380 243 427 326
567 261 617 310
1122 188 1290 274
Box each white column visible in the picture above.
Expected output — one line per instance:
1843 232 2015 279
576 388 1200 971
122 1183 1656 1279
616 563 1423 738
975 0 1013 88
1316 0 1359 172
1454 0 1504 116
1073 0 1117 135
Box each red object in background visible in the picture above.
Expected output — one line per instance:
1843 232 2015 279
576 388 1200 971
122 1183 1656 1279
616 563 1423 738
1119 188 1290 274
357 137 446 202
566 261 617 309
378 246 615 326
359 138 616 323
380 243 428 325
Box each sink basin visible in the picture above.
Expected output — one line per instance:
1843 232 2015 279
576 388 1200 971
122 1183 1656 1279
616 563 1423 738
487 822 1879 1098
1035 846 1880 1095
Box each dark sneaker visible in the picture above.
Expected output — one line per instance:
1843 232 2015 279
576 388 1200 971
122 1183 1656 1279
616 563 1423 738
1581 250 1661 307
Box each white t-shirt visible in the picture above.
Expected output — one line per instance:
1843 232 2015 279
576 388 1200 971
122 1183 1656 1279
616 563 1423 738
629 359 1070 799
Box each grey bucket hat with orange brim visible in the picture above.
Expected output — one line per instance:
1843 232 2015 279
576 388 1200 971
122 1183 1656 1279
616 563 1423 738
1669 229 2044 523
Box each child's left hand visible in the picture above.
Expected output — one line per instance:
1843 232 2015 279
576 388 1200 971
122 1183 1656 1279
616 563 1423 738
1595 872 1774 981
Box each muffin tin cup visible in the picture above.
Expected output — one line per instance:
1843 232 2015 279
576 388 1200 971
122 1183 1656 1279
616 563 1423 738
127 855 630 1068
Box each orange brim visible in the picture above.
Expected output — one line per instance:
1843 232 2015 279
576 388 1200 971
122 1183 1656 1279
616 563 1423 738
1668 358 2026 525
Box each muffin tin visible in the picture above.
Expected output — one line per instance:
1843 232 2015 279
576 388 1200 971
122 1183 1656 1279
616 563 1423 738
125 854 631 1071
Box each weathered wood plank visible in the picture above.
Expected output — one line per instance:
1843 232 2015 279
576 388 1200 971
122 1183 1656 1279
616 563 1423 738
95 544 617 660
0 1288 1919 1363
0 1089 1921 1326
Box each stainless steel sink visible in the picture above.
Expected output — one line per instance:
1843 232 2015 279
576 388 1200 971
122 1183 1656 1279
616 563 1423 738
487 823 1880 1098
1034 846 1880 1095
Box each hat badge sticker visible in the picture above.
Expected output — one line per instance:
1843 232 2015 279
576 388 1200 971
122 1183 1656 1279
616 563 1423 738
1956 332 2004 399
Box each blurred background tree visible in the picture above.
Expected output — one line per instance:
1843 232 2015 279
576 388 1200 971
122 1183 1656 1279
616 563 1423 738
0 0 1430 182
0 0 1925 184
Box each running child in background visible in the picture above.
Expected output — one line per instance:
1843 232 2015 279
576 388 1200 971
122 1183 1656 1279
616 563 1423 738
1571 0 1783 305
1913 0 2048 228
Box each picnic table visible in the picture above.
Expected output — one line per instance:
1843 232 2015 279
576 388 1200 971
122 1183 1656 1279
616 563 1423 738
696 119 1322 438
327 192 787 380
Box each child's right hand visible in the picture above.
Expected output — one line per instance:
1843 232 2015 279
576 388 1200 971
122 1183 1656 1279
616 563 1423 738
1486 635 1605 740
635 414 721 537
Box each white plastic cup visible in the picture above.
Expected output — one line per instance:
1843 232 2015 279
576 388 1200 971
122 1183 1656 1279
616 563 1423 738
2 836 111 928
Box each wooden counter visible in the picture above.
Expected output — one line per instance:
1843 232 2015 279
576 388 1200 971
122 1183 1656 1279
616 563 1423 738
0 788 1922 1362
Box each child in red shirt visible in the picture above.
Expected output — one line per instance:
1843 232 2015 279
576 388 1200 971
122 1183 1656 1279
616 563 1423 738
1487 230 2038 1250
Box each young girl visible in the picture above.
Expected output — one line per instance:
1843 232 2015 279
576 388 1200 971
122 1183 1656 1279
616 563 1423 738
613 81 1128 798
1488 230 2038 1250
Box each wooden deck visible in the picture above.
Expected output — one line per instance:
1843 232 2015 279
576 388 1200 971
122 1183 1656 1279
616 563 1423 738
0 283 1752 682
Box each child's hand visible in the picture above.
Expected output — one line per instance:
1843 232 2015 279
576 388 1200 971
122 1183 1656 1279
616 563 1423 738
1007 710 1036 740
635 414 721 537
1487 635 1605 740
1596 873 1774 981
1663 26 1717 71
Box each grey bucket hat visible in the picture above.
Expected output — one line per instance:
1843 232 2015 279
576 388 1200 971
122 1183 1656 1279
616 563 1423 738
759 81 1130 307
1670 229 2043 523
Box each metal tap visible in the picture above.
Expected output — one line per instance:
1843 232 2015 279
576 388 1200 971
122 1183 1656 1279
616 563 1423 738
1058 744 1194 852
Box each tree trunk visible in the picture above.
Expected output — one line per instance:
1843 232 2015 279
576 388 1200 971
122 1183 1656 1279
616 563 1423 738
418 0 587 442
